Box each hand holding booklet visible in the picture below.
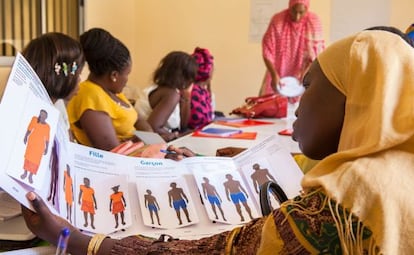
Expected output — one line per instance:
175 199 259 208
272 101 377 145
0 53 304 240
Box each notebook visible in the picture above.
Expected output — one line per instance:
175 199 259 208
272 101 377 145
134 131 166 144
198 127 242 137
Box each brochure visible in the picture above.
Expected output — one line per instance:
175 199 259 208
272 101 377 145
0 53 304 240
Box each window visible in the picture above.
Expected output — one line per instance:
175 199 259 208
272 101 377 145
0 0 84 66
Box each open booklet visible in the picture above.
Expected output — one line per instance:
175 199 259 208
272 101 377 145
0 53 304 240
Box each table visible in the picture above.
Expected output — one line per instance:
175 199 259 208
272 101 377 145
169 118 300 156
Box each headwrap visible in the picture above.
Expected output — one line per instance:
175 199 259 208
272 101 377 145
405 23 414 40
302 30 414 253
289 0 309 9
191 47 214 83
261 0 324 95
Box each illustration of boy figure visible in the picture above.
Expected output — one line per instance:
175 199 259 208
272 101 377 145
144 189 161 225
250 163 277 194
223 174 254 222
78 177 97 229
109 185 127 228
168 182 191 225
63 164 74 223
201 177 226 221
20 109 50 184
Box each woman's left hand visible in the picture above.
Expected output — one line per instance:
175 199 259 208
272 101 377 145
22 192 77 246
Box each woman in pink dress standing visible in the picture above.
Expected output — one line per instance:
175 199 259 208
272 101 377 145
260 0 324 96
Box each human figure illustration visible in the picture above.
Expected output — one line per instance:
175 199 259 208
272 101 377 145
144 189 161 225
168 182 191 225
250 163 277 194
63 164 74 223
223 174 254 222
201 177 226 221
109 185 127 228
47 140 59 206
78 177 97 229
20 109 50 184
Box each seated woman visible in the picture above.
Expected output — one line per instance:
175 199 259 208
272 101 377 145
23 29 414 254
66 28 153 151
135 51 198 142
188 47 215 130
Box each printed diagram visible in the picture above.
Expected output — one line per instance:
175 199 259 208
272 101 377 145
20 109 50 184
78 177 97 229
192 162 260 225
168 182 192 225
144 189 161 225
136 177 199 229
74 174 131 234
7 98 59 191
250 163 277 194
109 185 127 229
239 158 283 209
223 174 254 222
201 177 226 221
63 164 74 223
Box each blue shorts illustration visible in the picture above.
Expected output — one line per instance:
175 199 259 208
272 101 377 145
148 204 158 212
230 192 247 204
173 199 187 210
207 195 220 205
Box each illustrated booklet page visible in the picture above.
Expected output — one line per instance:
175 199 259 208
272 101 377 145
0 53 68 218
68 134 304 239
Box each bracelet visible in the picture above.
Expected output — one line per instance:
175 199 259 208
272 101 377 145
87 234 107 255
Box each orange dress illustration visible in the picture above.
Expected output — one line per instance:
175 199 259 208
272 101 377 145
80 184 95 214
24 116 50 174
110 192 125 214
64 171 73 205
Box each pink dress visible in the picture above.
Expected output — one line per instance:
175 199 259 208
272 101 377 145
261 0 324 95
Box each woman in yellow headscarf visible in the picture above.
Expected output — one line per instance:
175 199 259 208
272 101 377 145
22 29 414 254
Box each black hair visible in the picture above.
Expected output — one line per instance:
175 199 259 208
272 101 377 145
80 28 131 76
22 32 85 100
153 51 198 89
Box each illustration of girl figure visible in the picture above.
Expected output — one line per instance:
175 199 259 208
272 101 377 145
78 177 97 229
20 109 50 184
109 185 127 228
63 164 74 223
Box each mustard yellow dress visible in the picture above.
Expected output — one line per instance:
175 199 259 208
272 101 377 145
67 80 137 146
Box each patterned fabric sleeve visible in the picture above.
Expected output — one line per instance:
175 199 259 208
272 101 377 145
111 217 267 255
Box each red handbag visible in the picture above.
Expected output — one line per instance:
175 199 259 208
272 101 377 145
230 93 287 118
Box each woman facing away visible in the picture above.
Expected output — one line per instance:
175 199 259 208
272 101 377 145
188 47 215 130
135 51 198 142
260 0 324 96
66 28 153 151
23 30 414 254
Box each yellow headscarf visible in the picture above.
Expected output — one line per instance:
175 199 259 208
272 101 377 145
302 31 414 253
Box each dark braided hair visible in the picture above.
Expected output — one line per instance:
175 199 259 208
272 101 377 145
80 28 131 76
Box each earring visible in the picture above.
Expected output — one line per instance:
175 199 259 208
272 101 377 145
112 78 117 82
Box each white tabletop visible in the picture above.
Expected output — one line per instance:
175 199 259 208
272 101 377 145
169 118 300 156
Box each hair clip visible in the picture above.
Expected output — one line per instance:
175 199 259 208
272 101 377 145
62 62 68 76
54 63 62 75
55 61 78 76
71 61 78 75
